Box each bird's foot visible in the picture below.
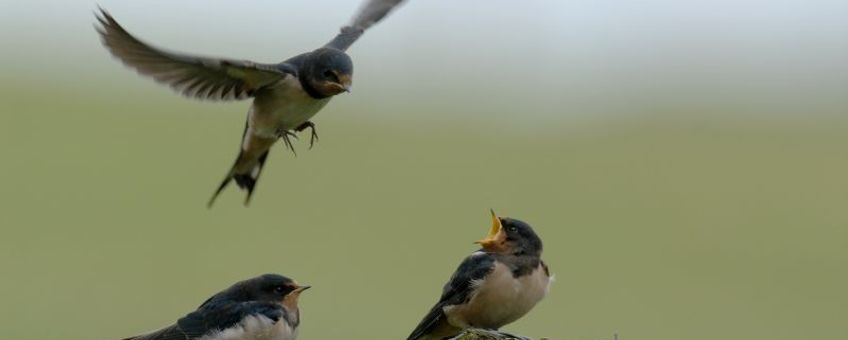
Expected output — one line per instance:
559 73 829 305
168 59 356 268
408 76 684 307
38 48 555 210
275 128 299 156
294 121 319 149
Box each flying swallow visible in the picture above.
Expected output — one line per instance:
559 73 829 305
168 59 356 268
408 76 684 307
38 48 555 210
407 211 551 340
121 274 310 340
94 0 407 206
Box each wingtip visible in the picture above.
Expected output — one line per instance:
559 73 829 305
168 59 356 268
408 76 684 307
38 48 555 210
93 5 115 34
93 5 109 22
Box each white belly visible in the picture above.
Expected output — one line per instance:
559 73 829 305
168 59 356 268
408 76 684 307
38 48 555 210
198 315 297 340
249 77 331 139
444 262 550 329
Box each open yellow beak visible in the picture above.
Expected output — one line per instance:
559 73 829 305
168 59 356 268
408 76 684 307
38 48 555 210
475 209 504 248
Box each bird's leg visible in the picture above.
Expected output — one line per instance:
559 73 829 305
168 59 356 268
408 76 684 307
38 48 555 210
294 121 319 149
275 128 299 156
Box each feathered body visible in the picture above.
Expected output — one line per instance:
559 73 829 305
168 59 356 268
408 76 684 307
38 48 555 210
122 274 309 340
95 0 407 205
407 215 551 340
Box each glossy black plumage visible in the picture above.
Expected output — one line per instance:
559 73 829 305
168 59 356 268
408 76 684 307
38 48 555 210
121 274 309 340
125 301 286 340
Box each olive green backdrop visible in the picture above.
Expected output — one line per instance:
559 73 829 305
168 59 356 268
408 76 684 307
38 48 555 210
1 1 847 339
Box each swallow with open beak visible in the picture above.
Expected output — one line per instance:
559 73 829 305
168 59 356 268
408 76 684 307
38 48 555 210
94 0 407 206
407 211 551 340
121 274 310 340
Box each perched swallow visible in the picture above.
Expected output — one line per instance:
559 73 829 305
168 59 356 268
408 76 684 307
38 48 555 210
94 0 407 206
407 211 551 340
122 274 310 340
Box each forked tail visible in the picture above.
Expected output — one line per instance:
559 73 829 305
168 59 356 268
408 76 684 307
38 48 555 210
207 149 270 207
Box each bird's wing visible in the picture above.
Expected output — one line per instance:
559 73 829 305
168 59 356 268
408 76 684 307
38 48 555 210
407 252 496 340
121 324 187 340
121 301 285 340
176 301 286 339
324 0 407 51
95 8 293 101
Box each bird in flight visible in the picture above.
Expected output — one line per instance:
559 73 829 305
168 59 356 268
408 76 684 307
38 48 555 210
120 274 310 340
95 0 407 206
407 211 551 340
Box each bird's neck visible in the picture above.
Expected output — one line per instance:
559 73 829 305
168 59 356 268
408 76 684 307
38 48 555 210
282 304 300 327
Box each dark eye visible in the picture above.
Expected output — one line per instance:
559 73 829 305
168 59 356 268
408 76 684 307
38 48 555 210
274 286 286 294
508 226 518 232
323 70 339 81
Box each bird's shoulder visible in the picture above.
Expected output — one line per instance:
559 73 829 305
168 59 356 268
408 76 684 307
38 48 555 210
281 52 311 70
405 252 497 340
136 300 284 340
439 251 497 304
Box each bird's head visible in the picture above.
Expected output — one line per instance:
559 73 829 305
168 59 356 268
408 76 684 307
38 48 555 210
302 47 353 97
235 273 311 309
476 210 543 257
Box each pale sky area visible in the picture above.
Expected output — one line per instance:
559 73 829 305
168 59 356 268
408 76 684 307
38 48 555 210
2 0 847 122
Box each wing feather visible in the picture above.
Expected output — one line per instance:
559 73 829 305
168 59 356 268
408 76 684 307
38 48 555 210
325 0 407 51
407 252 497 340
121 301 285 340
95 8 292 101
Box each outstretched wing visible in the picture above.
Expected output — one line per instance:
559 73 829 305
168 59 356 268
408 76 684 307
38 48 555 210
95 8 293 101
407 252 496 340
325 0 407 51
122 301 285 340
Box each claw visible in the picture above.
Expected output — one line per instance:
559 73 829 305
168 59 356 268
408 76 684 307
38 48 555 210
308 127 319 149
276 128 299 156
295 121 319 149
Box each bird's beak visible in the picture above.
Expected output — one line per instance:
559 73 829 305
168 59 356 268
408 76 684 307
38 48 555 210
339 74 352 93
475 209 505 250
283 284 310 309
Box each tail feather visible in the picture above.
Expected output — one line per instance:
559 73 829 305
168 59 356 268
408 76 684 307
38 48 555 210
207 149 270 207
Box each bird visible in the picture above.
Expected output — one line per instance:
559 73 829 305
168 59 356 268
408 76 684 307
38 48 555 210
121 274 311 340
406 211 551 340
94 0 407 206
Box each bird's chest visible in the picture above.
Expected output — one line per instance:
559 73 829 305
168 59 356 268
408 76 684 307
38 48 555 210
199 315 297 340
249 77 331 138
445 262 551 329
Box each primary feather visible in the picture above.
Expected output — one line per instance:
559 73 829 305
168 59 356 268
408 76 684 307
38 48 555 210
95 8 292 101
325 0 407 51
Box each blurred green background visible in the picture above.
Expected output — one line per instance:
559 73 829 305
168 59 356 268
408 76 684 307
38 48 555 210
1 1 847 339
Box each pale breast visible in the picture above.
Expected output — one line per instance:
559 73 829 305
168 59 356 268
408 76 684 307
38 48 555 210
198 314 297 340
249 77 331 139
444 262 550 330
